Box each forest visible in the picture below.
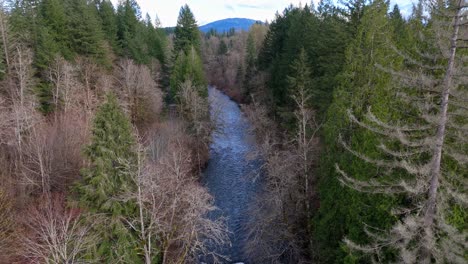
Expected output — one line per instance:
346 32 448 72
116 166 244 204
0 0 466 263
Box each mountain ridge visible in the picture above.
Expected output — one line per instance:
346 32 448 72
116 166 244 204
199 18 261 33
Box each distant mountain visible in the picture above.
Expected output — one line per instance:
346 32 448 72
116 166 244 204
199 18 261 33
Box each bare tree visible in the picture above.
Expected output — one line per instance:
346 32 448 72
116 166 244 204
242 100 312 263
124 124 229 264
291 81 321 216
177 80 213 171
338 1 467 263
47 56 81 117
118 59 163 127
21 194 97 264
0 188 16 262
19 110 89 195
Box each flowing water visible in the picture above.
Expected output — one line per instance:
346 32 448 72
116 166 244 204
201 87 262 263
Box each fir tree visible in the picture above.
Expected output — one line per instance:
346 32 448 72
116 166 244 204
170 46 207 99
76 94 141 263
173 4 200 55
313 1 403 262
38 0 72 60
66 0 107 64
97 0 119 52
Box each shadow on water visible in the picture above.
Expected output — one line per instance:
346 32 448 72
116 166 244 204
200 87 263 264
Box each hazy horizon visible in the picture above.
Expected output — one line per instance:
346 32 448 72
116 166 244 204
111 0 415 27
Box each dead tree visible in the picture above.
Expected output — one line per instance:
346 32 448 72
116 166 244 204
338 1 467 263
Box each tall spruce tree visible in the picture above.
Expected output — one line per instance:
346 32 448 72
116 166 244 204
313 1 403 262
173 4 200 55
76 94 141 263
97 0 119 52
66 0 107 64
170 46 207 98
243 32 257 97
337 1 468 262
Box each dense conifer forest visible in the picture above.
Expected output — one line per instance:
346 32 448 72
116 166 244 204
0 0 466 263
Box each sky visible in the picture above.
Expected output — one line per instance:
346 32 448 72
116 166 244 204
111 0 416 27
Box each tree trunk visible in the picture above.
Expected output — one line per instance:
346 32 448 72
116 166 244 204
421 2 463 262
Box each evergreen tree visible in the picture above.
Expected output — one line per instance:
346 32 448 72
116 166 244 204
314 0 351 113
97 0 119 52
66 0 107 64
243 32 257 97
337 1 468 262
76 94 141 263
257 5 319 122
217 39 228 56
313 1 403 262
173 4 200 55
170 46 207 99
38 0 72 60
116 0 142 60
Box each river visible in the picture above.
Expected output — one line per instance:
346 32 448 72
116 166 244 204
201 87 262 263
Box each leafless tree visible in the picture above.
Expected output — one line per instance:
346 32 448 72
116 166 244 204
0 188 16 262
338 1 467 263
19 110 89 195
21 194 97 264
47 56 81 118
291 83 321 216
242 100 313 263
117 59 163 127
177 80 213 171
123 125 229 264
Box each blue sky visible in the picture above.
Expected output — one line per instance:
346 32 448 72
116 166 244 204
111 0 416 27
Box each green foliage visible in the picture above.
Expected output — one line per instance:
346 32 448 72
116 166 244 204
66 0 108 65
173 4 201 55
76 94 141 262
217 39 228 56
170 46 207 99
38 0 72 61
97 0 120 51
313 1 407 262
258 4 349 116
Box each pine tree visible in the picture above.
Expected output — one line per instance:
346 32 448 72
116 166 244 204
337 1 467 262
314 0 351 113
97 0 119 52
173 4 200 55
242 32 256 97
76 94 141 263
116 0 142 60
313 1 403 262
66 0 107 64
170 46 207 99
217 39 228 56
38 0 72 60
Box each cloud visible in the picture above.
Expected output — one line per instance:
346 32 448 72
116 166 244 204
225 4 235 11
237 3 270 9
